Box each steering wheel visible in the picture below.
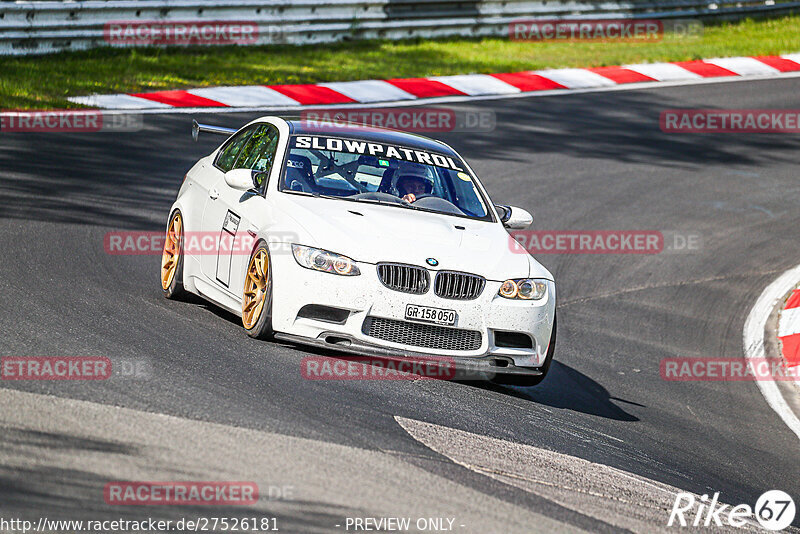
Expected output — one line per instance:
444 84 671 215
402 194 435 204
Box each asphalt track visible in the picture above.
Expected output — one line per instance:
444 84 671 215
1 76 800 532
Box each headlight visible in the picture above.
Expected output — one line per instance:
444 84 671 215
292 245 361 276
498 278 547 300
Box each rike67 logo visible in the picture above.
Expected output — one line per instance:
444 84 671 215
668 490 795 530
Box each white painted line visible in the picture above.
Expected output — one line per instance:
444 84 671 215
704 57 780 76
531 68 616 89
779 307 800 338
395 417 763 532
428 74 521 96
188 86 301 107
623 62 702 81
67 94 171 109
318 80 417 103
782 53 800 64
743 263 800 441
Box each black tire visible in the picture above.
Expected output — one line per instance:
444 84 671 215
161 210 186 300
243 242 274 340
491 313 557 387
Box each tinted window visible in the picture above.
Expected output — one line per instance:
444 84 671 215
235 124 280 174
215 126 256 172
280 137 491 221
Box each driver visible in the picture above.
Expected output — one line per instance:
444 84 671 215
396 169 434 203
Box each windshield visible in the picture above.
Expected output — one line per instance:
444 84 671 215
279 135 493 221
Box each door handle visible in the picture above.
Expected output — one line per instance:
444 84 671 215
209 187 219 200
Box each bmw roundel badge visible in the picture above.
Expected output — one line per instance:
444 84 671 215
426 258 439 266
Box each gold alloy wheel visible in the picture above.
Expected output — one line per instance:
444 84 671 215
242 248 268 329
160 212 183 290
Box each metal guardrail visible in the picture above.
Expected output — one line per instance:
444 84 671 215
0 0 797 55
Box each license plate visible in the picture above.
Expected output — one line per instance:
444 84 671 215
405 304 457 326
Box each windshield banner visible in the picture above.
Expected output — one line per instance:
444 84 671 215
291 136 465 171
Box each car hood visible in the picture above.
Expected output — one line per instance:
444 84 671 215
274 194 552 281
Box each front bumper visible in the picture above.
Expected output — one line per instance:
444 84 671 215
269 246 556 370
274 331 544 380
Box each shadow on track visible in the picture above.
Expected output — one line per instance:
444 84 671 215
0 465 350 533
473 361 640 422
261 334 641 423
4 82 800 229
437 84 800 169
0 427 355 531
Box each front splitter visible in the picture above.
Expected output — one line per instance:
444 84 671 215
273 331 542 381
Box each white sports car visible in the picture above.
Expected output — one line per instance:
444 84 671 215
160 116 556 385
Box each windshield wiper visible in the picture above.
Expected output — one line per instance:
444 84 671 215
301 192 448 215
311 192 341 200
350 197 399 206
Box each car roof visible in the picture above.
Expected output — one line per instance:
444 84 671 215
285 119 459 157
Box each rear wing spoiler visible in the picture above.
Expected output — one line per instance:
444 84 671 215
192 119 236 141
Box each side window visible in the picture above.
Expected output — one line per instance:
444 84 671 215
233 124 280 193
235 124 280 174
215 126 255 172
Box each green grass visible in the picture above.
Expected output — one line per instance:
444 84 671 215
2 15 800 109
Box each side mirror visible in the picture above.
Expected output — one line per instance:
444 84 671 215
497 205 533 229
224 169 267 191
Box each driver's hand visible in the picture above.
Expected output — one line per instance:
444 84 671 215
403 193 417 203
